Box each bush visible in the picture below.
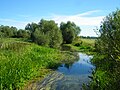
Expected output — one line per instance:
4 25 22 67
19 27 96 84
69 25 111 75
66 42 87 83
74 42 82 47
32 29 49 46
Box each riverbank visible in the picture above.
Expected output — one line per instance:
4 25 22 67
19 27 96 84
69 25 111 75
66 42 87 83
61 38 96 55
24 53 95 90
0 38 78 90
0 38 96 90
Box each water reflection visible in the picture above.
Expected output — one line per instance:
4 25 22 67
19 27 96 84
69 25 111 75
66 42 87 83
57 53 95 75
35 53 95 90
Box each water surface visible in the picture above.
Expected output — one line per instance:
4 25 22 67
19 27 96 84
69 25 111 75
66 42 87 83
57 53 94 75
36 53 95 90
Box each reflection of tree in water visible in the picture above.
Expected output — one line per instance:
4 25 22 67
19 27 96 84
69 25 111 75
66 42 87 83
59 62 74 69
64 63 72 69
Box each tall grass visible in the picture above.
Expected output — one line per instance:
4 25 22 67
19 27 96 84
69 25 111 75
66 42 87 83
0 38 75 90
81 38 95 47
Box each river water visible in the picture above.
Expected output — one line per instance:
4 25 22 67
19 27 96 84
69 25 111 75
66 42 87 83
33 53 95 90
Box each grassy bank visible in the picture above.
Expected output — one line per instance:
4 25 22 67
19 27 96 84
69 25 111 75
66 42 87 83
0 38 77 90
62 38 96 55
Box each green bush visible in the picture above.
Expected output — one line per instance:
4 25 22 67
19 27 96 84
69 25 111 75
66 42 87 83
91 9 120 90
74 42 82 47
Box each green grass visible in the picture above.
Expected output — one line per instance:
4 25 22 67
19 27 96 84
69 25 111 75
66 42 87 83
62 44 80 52
62 39 95 54
62 38 96 55
81 38 95 47
0 38 27 42
78 39 96 54
0 38 77 90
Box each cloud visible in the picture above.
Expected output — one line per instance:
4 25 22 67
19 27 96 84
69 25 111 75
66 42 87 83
0 10 105 28
50 10 105 36
0 18 28 29
72 10 102 17
51 10 105 26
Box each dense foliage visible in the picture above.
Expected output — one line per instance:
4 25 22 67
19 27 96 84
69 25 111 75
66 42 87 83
90 9 120 90
26 19 63 48
0 25 30 38
25 20 81 48
60 21 81 44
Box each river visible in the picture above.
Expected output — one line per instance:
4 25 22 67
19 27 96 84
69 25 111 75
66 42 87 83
29 53 95 90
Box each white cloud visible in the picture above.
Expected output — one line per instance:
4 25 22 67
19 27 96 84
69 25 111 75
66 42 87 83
50 10 105 36
0 18 28 29
75 10 102 17
51 10 105 26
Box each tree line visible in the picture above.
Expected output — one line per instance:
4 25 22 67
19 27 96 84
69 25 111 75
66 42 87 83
0 19 81 48
0 25 30 38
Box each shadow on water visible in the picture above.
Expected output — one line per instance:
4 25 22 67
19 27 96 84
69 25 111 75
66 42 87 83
32 53 95 90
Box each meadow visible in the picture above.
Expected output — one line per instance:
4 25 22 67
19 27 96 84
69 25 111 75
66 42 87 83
81 38 95 47
0 38 77 90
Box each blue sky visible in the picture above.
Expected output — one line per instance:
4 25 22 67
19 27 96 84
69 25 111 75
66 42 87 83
0 0 120 36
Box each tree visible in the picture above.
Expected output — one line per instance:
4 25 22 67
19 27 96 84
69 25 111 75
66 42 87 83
25 23 38 33
25 19 63 48
93 9 120 90
17 29 30 38
10 26 17 37
60 21 81 44
0 25 18 38
95 9 120 60
32 29 49 46
38 19 63 48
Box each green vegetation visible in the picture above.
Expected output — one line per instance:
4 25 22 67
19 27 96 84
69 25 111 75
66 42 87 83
0 19 81 90
25 19 63 48
0 19 81 49
61 38 95 55
0 25 30 38
24 19 81 48
79 38 95 53
1 9 120 90
60 21 81 44
90 9 120 90
81 38 95 46
0 38 77 90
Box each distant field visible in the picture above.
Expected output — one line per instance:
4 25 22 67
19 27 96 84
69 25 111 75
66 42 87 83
81 38 96 47
62 38 96 53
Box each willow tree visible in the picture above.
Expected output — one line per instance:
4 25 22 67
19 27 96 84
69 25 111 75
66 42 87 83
93 9 120 90
95 9 120 61
60 21 81 44
25 19 63 48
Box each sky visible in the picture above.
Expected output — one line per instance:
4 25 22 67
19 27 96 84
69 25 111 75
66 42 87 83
0 0 120 36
